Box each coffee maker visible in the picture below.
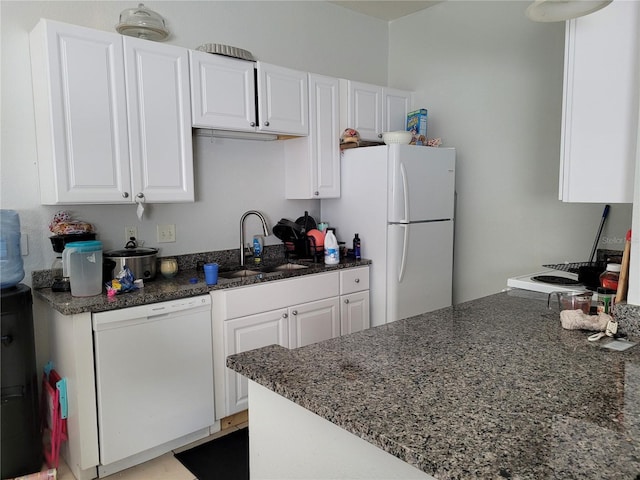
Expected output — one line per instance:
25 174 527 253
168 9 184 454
49 233 96 292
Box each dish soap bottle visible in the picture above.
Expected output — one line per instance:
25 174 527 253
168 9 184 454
353 233 361 260
253 235 263 264
324 229 339 265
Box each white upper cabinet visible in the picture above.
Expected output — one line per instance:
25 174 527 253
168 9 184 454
30 19 194 204
340 80 412 142
123 37 194 203
560 1 639 203
341 80 383 141
285 73 341 199
190 51 309 136
257 62 309 135
384 88 412 133
30 20 131 204
189 51 256 130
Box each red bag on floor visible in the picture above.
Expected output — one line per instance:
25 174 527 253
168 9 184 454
40 363 68 469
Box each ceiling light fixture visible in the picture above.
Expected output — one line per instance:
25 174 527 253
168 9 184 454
116 3 169 41
526 0 612 22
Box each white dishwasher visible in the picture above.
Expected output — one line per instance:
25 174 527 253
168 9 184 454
92 295 214 475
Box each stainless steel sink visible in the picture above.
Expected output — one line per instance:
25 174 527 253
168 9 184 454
271 263 309 271
218 269 262 279
218 262 309 279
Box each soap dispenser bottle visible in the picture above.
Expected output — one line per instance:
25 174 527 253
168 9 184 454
253 236 263 264
353 233 361 260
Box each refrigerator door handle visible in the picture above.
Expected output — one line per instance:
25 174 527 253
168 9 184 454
398 224 409 283
400 162 410 223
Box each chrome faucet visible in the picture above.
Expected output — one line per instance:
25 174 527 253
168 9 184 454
240 210 270 266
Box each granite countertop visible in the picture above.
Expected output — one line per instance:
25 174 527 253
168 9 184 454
34 257 370 315
227 291 640 479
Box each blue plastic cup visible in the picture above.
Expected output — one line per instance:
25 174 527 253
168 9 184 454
204 263 218 285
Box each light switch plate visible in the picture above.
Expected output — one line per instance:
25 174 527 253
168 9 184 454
157 224 176 243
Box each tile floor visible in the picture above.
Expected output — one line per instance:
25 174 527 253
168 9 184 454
53 423 247 480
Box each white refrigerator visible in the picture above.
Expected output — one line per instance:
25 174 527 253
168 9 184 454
321 144 455 327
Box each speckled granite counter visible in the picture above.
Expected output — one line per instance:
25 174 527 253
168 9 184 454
33 256 370 315
227 291 640 479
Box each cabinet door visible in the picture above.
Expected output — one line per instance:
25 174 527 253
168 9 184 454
257 62 309 135
342 80 383 142
30 20 132 204
383 88 411 133
560 1 639 203
288 297 340 349
224 310 288 415
189 50 256 131
284 74 340 199
124 37 194 203
340 291 370 335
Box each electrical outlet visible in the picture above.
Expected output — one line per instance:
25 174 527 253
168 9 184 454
125 226 137 243
157 224 176 243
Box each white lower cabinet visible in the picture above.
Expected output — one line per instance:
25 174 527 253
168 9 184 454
224 309 288 414
212 267 369 419
341 291 370 335
289 297 340 349
339 266 371 335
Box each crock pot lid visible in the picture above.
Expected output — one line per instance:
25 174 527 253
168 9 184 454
105 248 158 257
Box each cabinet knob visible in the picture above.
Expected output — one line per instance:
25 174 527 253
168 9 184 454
136 193 144 199
377 133 383 138
264 121 270 127
344 299 350 304
354 278 360 283
122 192 129 198
250 122 256 127
314 191 319 196
282 313 288 319
291 310 298 316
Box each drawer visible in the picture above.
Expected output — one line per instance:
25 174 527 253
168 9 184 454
340 266 369 295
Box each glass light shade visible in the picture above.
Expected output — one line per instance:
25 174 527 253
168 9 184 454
116 3 169 41
526 0 612 22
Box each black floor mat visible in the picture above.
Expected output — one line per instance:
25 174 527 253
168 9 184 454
175 428 249 480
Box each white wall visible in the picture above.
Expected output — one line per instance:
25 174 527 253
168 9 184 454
2 0 634 303
388 1 633 303
0 1 388 284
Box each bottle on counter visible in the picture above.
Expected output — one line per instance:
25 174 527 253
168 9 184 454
324 229 339 265
253 235 263 264
353 233 361 260
600 263 621 291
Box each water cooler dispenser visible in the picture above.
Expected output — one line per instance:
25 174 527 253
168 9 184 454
1 210 42 478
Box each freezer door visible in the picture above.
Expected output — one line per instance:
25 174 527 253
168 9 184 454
388 144 455 223
387 221 453 322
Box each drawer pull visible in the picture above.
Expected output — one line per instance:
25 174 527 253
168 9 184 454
354 278 360 283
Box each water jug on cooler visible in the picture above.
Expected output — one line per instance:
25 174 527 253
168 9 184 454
62 241 103 297
0 210 25 289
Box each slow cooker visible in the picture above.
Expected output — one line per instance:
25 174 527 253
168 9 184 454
104 246 159 281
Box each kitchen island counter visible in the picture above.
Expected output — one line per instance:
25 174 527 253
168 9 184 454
227 291 640 479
